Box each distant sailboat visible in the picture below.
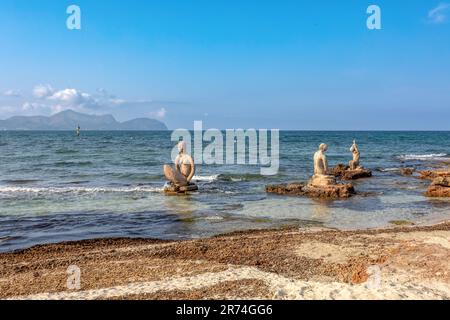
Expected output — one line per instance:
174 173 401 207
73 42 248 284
76 125 81 136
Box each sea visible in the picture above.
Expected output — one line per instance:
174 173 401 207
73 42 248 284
0 131 449 252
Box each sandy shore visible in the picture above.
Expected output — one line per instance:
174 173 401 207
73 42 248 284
1 222 450 300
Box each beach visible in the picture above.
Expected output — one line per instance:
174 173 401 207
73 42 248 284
1 221 449 300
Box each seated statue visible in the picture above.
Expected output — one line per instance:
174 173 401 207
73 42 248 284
349 140 361 170
164 141 195 188
309 143 336 187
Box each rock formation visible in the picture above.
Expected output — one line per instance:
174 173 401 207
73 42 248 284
331 164 372 180
266 182 355 199
164 183 199 194
419 170 450 180
266 143 355 199
400 168 415 176
331 141 372 180
426 177 450 197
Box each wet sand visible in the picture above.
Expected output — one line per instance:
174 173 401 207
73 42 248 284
1 222 450 300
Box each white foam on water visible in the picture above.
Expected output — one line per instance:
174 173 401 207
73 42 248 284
201 216 224 221
397 153 448 161
0 186 164 194
192 174 220 182
380 168 400 172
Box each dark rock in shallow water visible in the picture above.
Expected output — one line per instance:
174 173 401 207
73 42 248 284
164 183 198 194
331 164 372 180
400 168 415 176
266 182 355 199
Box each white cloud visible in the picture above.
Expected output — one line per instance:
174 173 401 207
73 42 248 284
48 88 98 108
3 89 21 97
33 84 54 98
428 3 450 24
1 84 172 119
149 107 167 119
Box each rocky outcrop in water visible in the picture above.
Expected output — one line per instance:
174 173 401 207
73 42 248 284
426 177 450 197
164 182 198 194
419 170 450 180
400 168 415 176
266 182 355 199
331 164 372 180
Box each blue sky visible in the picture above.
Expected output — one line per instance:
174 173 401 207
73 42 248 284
1 0 449 130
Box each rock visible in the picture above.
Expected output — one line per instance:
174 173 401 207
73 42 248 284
400 168 415 176
426 185 450 197
331 164 372 180
164 182 198 194
419 170 450 180
431 177 450 187
266 182 355 199
426 177 450 197
303 184 355 198
265 183 305 195
331 164 349 177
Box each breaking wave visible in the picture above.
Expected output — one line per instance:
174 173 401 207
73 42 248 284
192 175 220 182
0 186 164 194
396 153 448 161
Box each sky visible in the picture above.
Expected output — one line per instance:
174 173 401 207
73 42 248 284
1 0 450 130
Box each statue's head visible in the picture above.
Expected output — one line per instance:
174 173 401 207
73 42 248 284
178 141 187 154
319 143 328 152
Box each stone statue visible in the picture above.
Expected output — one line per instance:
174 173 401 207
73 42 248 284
265 142 356 198
310 143 336 187
163 141 195 187
349 140 360 170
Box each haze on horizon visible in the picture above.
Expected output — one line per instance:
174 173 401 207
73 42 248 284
1 0 450 130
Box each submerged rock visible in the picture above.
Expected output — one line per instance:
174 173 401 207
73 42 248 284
400 168 415 176
331 164 372 180
266 182 355 199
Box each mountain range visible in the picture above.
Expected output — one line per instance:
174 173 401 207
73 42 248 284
0 110 167 130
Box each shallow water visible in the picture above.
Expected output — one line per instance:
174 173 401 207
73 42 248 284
0 131 449 252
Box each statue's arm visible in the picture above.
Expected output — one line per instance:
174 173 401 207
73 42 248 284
187 155 196 182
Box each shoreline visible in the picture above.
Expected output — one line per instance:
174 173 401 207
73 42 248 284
1 220 449 300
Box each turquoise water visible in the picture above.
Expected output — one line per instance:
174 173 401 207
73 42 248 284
0 131 449 252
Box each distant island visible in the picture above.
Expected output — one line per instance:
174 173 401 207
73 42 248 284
0 110 168 130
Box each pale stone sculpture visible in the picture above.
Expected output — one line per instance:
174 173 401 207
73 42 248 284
309 143 336 187
349 140 360 170
164 141 195 187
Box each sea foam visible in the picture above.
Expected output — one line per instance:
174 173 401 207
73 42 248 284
397 153 448 161
0 186 164 194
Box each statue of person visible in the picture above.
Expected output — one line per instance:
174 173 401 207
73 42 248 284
310 143 336 186
349 140 360 170
314 143 329 175
163 141 195 187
